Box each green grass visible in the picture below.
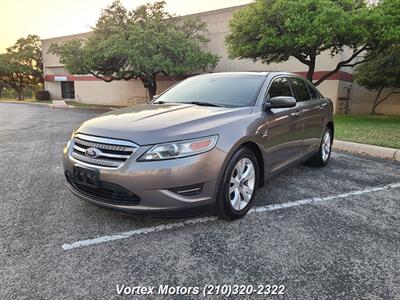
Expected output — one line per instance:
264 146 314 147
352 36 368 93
334 114 400 149
65 100 124 110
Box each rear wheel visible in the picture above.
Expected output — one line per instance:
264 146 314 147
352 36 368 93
215 147 259 220
305 127 332 167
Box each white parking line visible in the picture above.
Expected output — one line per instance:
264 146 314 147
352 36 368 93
62 182 400 251
249 182 400 213
62 217 218 251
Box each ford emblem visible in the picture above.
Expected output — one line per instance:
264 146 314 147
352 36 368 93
85 147 101 158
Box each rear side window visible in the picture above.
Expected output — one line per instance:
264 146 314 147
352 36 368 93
267 77 293 99
306 82 320 99
290 78 311 102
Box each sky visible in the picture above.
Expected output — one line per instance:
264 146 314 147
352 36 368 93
0 0 252 53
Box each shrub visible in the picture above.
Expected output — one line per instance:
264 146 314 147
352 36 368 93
35 90 50 101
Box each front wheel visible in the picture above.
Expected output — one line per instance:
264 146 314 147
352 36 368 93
215 147 259 220
305 127 332 167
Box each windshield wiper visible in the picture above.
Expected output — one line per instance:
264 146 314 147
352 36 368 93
153 100 223 107
183 101 223 107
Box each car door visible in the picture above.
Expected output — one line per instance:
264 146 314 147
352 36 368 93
260 76 304 173
289 77 324 154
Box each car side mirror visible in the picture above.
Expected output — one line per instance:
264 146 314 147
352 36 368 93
264 96 297 110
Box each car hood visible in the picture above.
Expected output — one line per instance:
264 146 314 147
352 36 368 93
77 104 253 145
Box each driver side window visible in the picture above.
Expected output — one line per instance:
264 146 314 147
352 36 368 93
267 77 293 99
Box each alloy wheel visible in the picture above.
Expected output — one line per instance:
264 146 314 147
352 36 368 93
229 158 256 211
321 130 331 162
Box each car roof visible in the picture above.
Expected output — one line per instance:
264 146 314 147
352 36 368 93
197 71 303 78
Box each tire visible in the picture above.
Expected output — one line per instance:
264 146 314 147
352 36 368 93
305 127 333 167
215 147 259 220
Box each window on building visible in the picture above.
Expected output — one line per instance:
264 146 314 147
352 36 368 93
267 77 293 99
61 81 75 99
290 78 311 102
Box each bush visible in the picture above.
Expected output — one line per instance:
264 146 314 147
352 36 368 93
35 90 50 101
1 88 22 99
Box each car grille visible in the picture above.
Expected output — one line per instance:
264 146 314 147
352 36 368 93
65 172 140 205
71 133 139 168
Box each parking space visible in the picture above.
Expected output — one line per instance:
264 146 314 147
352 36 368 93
1 103 400 299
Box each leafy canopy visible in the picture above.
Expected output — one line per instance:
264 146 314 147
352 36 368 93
49 1 219 99
354 45 400 113
0 35 43 100
226 0 399 85
355 47 400 91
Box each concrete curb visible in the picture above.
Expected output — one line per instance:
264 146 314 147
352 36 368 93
1 99 118 111
0 100 51 107
67 105 117 111
333 140 400 161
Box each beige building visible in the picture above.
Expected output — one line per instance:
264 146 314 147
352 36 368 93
42 4 400 115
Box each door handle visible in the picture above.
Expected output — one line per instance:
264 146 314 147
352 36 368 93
291 111 301 117
319 104 327 110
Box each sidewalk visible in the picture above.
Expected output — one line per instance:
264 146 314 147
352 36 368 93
52 100 69 109
333 140 400 161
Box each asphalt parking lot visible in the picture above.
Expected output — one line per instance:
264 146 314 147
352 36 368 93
1 103 400 299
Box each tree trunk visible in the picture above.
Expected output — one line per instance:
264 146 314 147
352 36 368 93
372 87 384 114
306 55 316 83
17 79 24 100
17 90 23 100
147 80 157 101
140 74 158 101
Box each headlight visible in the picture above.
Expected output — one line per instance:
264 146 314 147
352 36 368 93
139 135 218 161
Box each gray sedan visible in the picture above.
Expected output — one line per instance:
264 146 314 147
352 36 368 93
63 72 334 220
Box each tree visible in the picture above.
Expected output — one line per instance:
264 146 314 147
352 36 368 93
49 1 219 100
226 0 399 86
354 46 400 114
0 53 35 100
6 35 43 87
0 35 43 100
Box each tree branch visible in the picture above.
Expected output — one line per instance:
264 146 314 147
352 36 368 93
89 71 136 82
342 51 381 68
313 46 369 86
293 54 311 65
376 89 400 107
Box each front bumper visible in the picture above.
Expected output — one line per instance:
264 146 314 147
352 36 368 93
63 140 227 213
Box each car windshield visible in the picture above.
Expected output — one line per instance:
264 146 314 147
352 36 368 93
154 75 265 107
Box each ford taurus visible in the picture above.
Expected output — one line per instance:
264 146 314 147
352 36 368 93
63 72 334 220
